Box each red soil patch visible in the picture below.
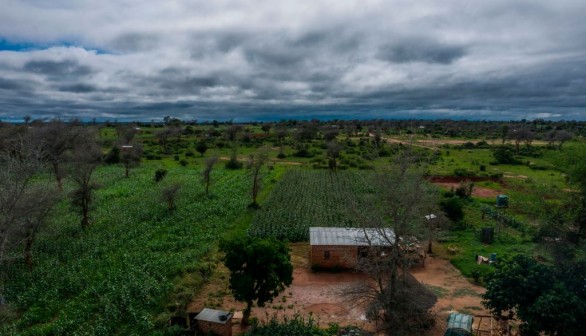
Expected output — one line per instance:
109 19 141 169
188 244 489 335
433 182 502 198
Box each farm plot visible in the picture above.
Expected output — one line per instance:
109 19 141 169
248 170 376 241
2 165 252 336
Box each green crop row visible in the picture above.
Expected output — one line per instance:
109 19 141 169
248 170 375 241
3 164 252 335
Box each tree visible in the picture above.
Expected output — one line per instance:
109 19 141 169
220 236 293 325
225 125 242 142
225 142 243 170
120 143 143 178
69 134 102 229
346 151 441 334
482 256 586 336
247 151 268 208
30 120 82 191
202 157 218 197
160 184 181 212
195 141 208 157
261 123 272 135
0 138 58 274
275 127 288 145
326 141 342 172
554 130 573 150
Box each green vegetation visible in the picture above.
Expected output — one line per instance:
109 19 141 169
483 255 586 335
2 118 586 335
248 170 375 241
220 236 293 325
2 165 255 335
246 313 369 336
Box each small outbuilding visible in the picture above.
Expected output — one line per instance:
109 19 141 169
309 227 395 269
444 312 474 336
194 308 233 336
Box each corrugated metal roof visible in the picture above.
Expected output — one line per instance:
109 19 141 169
445 312 473 335
195 308 233 324
309 227 395 246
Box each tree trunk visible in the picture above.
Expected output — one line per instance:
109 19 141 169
82 198 89 228
53 163 63 191
24 235 35 271
241 301 253 325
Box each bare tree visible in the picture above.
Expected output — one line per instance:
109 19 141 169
346 151 441 334
0 137 58 283
68 133 102 229
261 123 272 135
225 125 242 142
120 143 143 178
247 151 268 208
202 157 218 197
327 141 342 172
555 130 573 150
161 184 181 212
275 127 288 145
29 120 83 191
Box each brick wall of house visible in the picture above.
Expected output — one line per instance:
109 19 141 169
197 320 232 336
311 245 358 269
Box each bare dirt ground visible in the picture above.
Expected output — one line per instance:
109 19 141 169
188 243 489 335
433 182 502 198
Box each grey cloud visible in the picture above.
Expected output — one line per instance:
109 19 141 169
58 83 97 93
378 39 467 64
109 33 161 53
22 59 94 79
0 78 30 91
1 1 586 121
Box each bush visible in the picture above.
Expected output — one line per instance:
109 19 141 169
104 146 121 164
440 196 465 223
277 153 286 159
492 146 520 165
225 158 243 170
453 168 475 177
154 169 167 182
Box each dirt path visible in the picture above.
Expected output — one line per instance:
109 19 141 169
188 244 489 335
412 256 489 335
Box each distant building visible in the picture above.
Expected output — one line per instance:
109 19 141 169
194 308 233 336
309 227 395 269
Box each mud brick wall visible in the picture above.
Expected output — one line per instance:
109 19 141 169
197 320 232 336
311 245 358 269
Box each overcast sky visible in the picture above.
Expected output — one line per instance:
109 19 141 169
1 0 585 122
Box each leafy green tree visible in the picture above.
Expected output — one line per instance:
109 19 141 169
195 141 208 157
220 236 293 325
483 256 586 335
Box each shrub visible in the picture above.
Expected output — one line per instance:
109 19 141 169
225 158 243 170
440 196 465 223
154 169 167 182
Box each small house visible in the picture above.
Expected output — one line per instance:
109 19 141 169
194 308 233 336
309 227 395 269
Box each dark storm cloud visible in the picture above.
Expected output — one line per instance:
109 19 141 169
0 77 30 91
378 39 467 64
1 1 585 121
58 83 96 93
